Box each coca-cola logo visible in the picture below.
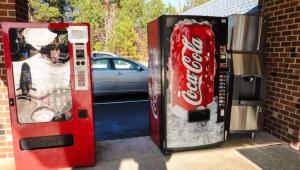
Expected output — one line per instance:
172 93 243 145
180 35 204 106
149 50 159 119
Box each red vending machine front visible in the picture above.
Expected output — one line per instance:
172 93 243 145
2 22 95 169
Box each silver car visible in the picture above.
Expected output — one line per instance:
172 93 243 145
92 52 148 96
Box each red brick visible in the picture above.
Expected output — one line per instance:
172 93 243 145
290 1 298 7
280 53 290 57
294 70 300 75
285 95 294 101
280 99 291 105
287 24 298 30
275 92 285 98
278 14 288 20
295 120 300 126
282 31 292 36
293 29 300 35
0 3 15 10
285 106 296 113
270 5 279 11
288 13 299 18
284 7 295 13
7 153 14 158
283 19 294 25
289 64 300 69
272 42 280 47
282 79 293 84
281 42 291 46
0 153 7 158
292 91 300 97
0 136 5 140
0 147 13 152
292 41 300 46
266 1 274 7
292 80 300 86
272 20 283 26
284 58 296 63
0 16 15 22
0 10 7 16
8 10 15 17
275 0 284 5
278 119 289 126
279 2 290 9
275 48 285 52
274 10 284 16
290 113 300 120
287 36 298 41
277 83 286 88
287 134 298 141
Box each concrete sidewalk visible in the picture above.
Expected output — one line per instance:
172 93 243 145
0 132 284 170
77 132 283 170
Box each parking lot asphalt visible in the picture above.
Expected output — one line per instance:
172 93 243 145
93 93 149 141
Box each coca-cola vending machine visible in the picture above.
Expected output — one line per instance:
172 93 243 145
148 15 230 153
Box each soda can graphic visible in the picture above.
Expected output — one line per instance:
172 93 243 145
169 19 216 112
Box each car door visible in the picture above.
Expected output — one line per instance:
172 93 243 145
92 58 115 95
112 58 147 93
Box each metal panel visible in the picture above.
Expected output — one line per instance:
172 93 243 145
232 53 263 75
245 106 260 130
230 106 260 131
228 15 264 52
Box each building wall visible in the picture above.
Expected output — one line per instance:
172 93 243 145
0 0 28 158
262 0 300 149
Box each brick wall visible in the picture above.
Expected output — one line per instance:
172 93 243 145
0 0 28 158
262 0 300 150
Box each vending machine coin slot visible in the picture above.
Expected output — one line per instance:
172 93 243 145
73 43 89 90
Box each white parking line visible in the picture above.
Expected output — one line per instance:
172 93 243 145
93 100 148 105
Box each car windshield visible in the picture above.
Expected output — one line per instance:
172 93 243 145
92 59 109 69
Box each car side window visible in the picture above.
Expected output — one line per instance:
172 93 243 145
93 53 114 58
92 59 110 69
113 59 137 70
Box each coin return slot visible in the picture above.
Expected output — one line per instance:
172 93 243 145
20 134 74 150
188 109 210 122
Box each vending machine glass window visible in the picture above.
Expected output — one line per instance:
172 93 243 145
9 28 72 124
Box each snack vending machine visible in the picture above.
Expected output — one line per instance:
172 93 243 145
2 22 95 169
148 15 230 153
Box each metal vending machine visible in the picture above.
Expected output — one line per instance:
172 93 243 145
227 15 267 137
2 22 95 169
148 15 230 153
